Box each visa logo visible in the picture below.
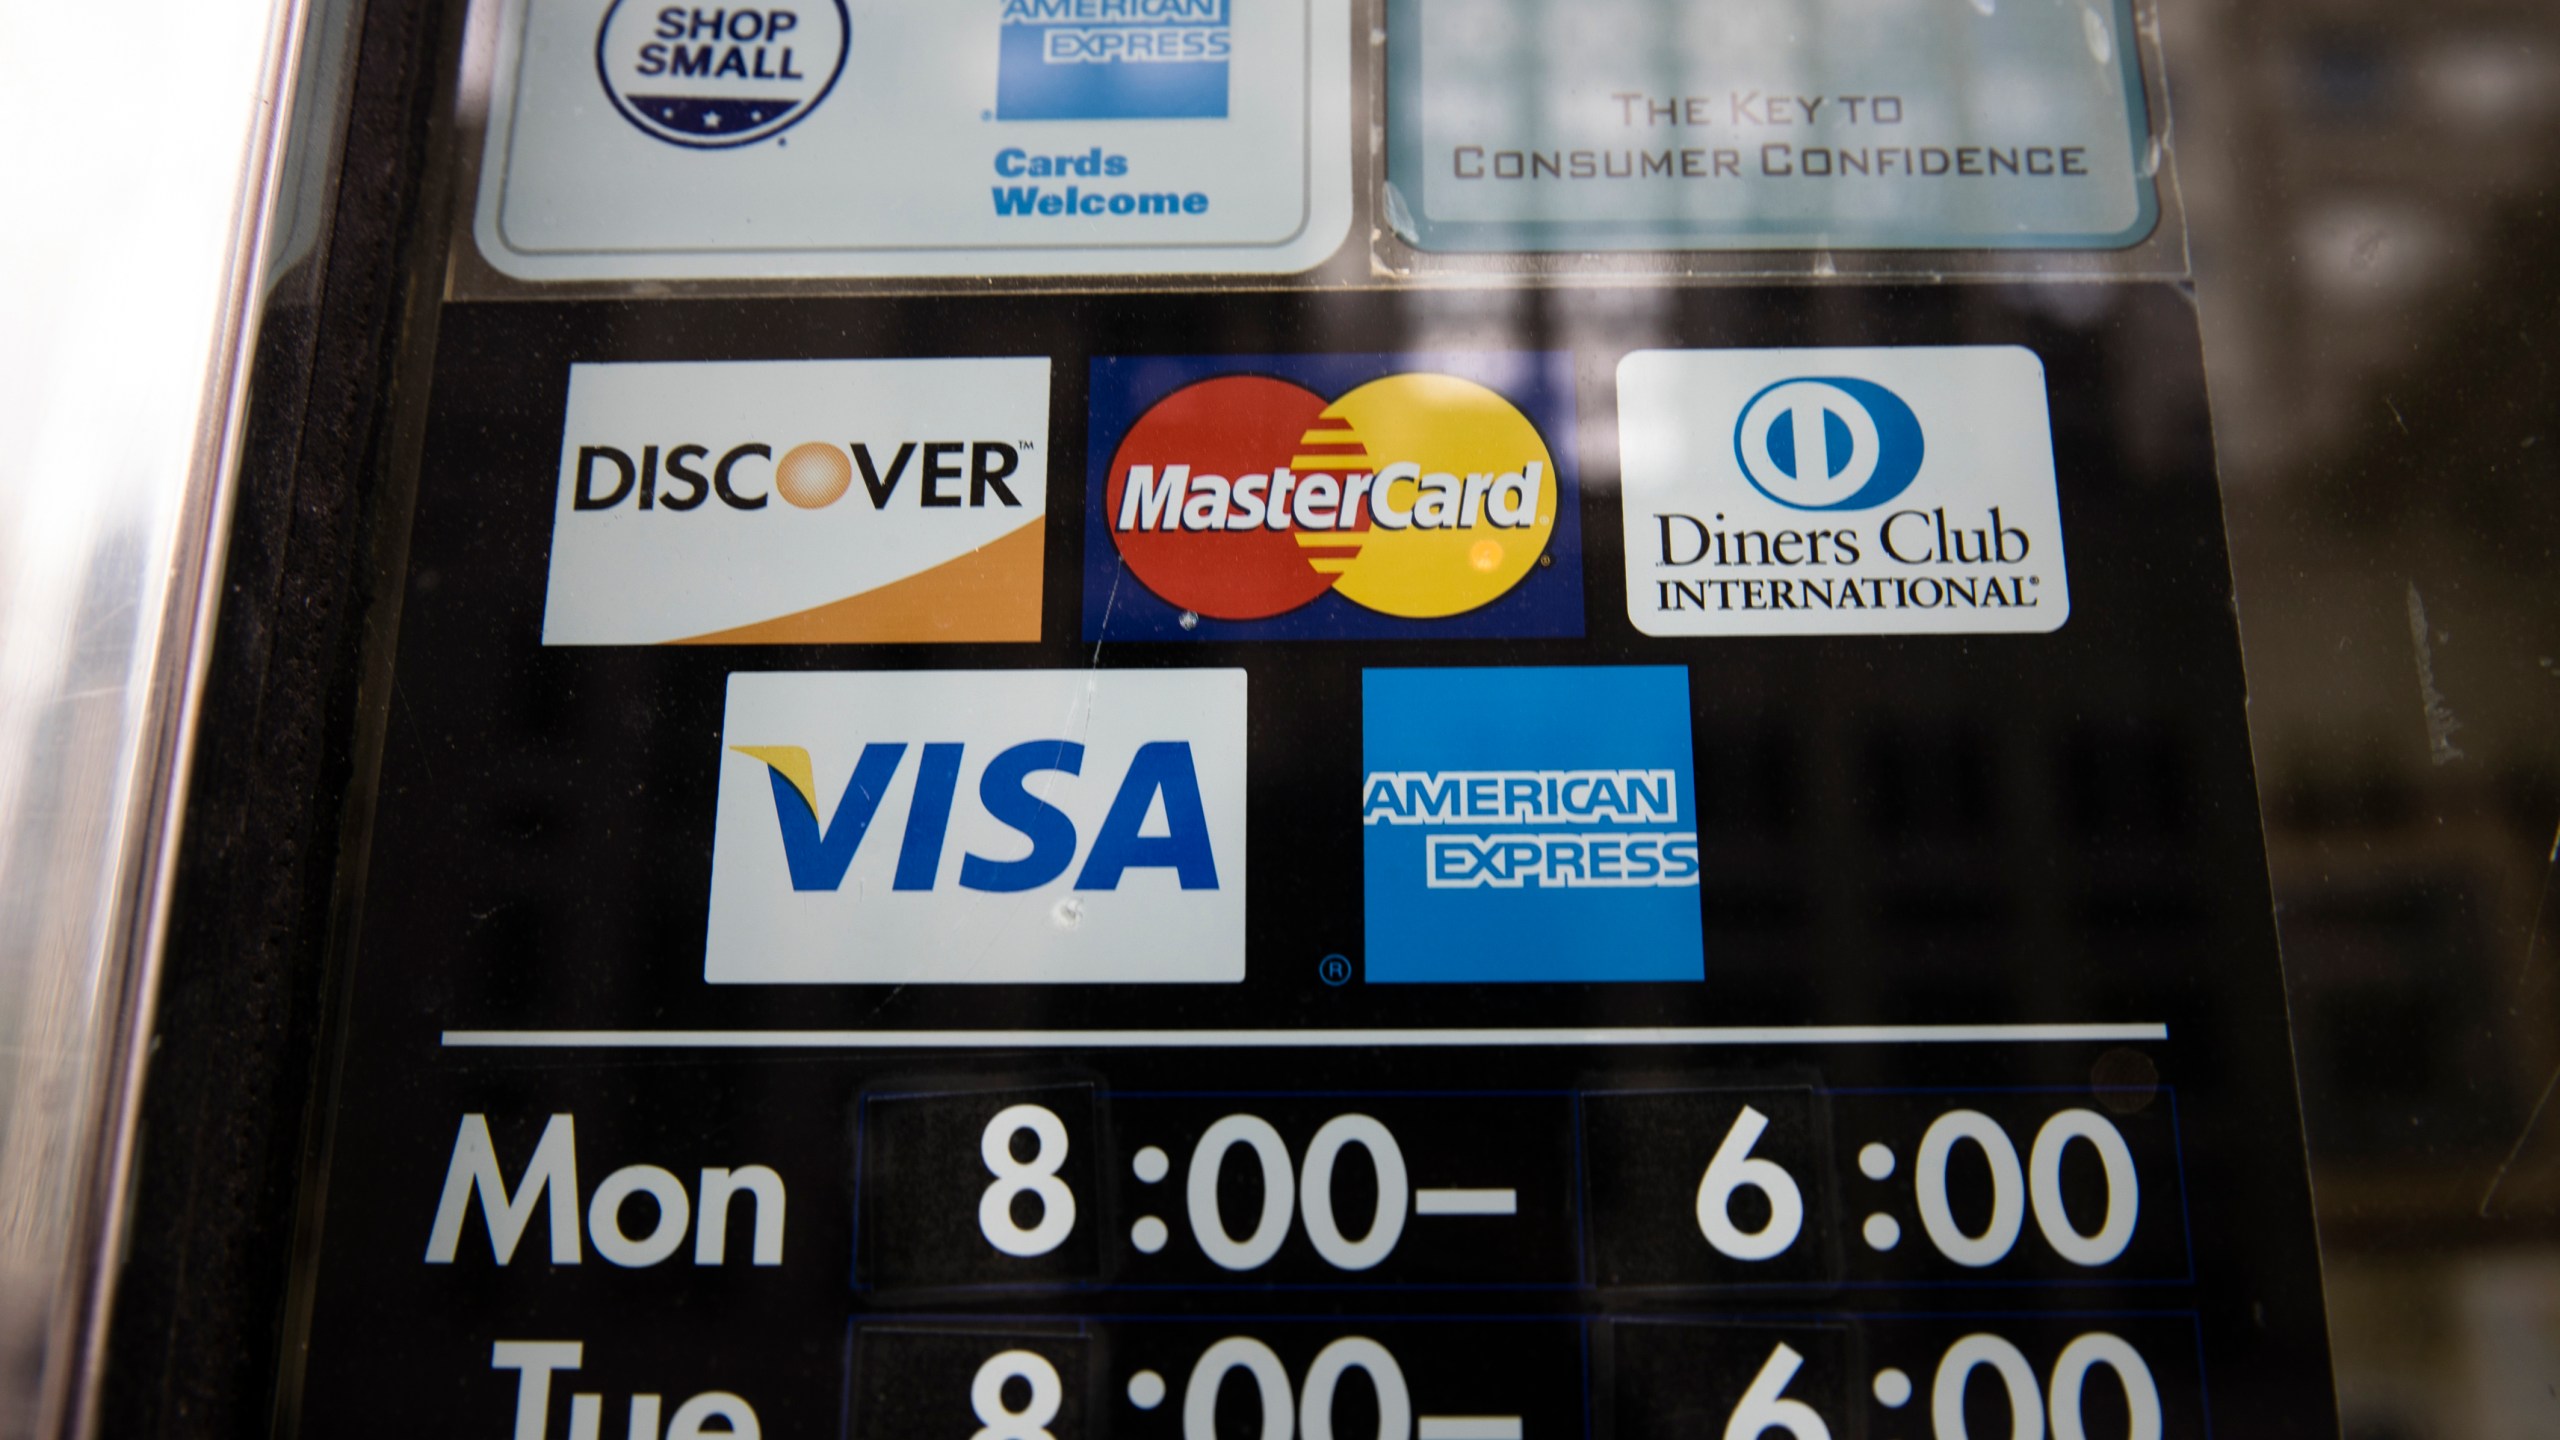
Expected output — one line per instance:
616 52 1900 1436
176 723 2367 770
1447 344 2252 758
705 670 1247 984
734 739 1219 893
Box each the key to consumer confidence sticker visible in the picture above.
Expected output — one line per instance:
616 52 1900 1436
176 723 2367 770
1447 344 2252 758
1385 0 2156 251
541 358 1049 645
1619 346 2068 637
706 669 1247 983
475 0 1351 280
1083 352 1583 641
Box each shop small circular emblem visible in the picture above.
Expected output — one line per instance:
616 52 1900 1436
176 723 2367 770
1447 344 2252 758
594 2 851 150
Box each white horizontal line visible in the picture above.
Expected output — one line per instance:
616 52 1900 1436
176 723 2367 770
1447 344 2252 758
1419 1419 1522 1440
1416 1188 1518 1216
440 1024 2163 1050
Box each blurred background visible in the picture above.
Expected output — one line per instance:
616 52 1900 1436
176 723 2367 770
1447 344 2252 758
2166 0 2560 1432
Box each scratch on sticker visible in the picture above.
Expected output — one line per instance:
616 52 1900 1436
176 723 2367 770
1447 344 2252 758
2478 836 2560 1216
2507 818 2560 1005
2405 583 2464 765
2481 1061 2560 1218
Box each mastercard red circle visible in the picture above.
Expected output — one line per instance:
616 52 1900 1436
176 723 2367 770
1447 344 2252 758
1104 375 1349 620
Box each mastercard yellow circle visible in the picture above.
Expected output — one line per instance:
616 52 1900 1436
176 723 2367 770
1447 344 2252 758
1323 374 1556 619
775 442 853 509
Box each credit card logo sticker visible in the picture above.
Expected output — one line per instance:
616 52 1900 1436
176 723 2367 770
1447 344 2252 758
541 358 1050 646
1620 346 2068 638
1086 355 1582 641
1362 666 1703 983
596 2 852 148
998 0 1231 120
707 669 1246 983
737 741 1216 894
481 0 1347 281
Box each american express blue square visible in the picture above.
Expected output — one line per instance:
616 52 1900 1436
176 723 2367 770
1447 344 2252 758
997 0 1232 121
1362 666 1705 983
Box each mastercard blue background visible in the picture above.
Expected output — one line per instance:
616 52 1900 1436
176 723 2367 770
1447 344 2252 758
1082 352 1585 641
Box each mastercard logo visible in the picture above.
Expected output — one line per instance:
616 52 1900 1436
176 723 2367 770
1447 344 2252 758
1104 373 1562 621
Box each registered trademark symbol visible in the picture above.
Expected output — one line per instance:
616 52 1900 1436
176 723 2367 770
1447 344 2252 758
1318 954 1353 987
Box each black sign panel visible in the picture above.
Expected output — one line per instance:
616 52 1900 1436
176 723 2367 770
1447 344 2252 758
283 285 2335 1438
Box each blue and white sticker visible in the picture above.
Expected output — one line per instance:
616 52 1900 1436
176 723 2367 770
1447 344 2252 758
1362 666 1704 984
594 1 850 148
997 0 1231 120
475 0 1349 280
1619 346 2069 637
707 669 1247 983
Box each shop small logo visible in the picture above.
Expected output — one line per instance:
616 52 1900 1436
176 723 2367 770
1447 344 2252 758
997 0 1231 121
595 2 851 148
1733 377 1926 511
